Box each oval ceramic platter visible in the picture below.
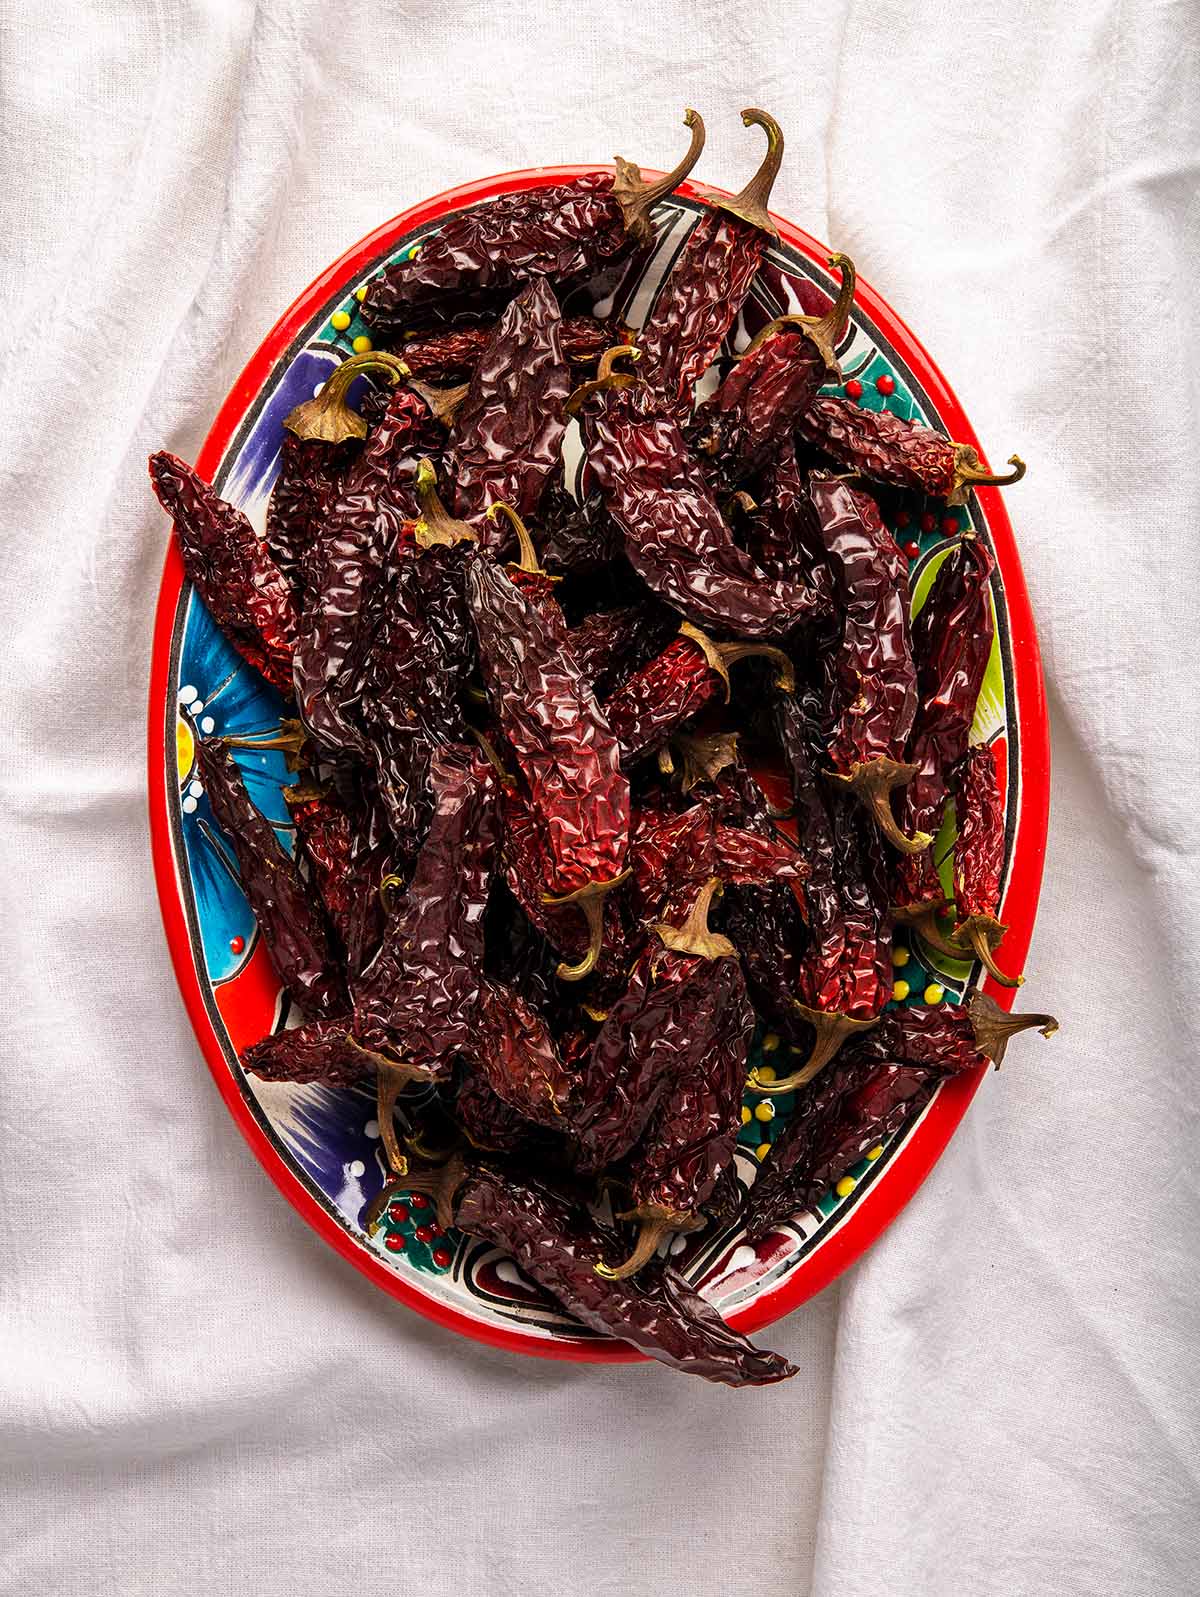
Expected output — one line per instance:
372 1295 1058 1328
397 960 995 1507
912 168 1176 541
148 167 1049 1362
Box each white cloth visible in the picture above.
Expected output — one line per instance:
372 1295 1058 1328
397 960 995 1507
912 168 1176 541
1 3 1196 1593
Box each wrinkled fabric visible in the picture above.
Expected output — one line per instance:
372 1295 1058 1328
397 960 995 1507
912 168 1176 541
0 2 1196 1594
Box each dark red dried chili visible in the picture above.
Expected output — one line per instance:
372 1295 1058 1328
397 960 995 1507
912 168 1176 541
399 314 629 384
149 452 298 694
950 742 1021 984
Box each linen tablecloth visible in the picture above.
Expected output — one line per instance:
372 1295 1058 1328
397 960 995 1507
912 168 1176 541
1 2 1196 1592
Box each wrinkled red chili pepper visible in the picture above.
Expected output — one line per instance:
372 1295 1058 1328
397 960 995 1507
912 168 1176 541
572 352 824 639
893 537 995 952
397 1157 794 1385
265 436 359 609
399 314 628 384
535 472 624 577
196 739 346 1018
637 109 783 412
571 877 743 1178
950 741 1021 984
797 393 1026 506
242 1015 397 1088
806 471 926 853
283 779 356 953
444 277 573 529
466 528 631 979
291 383 440 754
852 993 1058 1074
149 452 298 694
689 254 856 483
362 113 705 334
566 602 677 697
455 1071 542 1154
750 687 890 1093
603 622 794 766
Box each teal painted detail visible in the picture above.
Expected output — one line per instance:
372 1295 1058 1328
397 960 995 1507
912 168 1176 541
373 1190 457 1273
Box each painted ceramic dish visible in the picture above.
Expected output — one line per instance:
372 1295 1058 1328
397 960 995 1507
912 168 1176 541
148 168 1049 1361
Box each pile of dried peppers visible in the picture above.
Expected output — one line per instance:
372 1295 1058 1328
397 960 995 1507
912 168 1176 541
150 108 1056 1387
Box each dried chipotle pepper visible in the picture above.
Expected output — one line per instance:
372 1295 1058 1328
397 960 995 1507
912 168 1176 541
949 742 1021 984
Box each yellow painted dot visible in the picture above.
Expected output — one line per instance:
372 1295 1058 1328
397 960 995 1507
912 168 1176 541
866 1145 884 1161
354 285 368 302
761 1031 780 1053
756 1143 771 1160
755 1063 777 1084
892 979 910 1002
892 946 910 968
352 334 373 354
741 1105 751 1126
175 717 195 783
925 983 946 1004
331 310 352 331
754 1101 775 1123
835 1176 857 1198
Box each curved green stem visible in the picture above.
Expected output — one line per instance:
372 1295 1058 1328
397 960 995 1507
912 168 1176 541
543 871 632 982
969 992 1058 1069
486 500 551 577
594 1213 680 1281
613 109 707 243
739 253 856 380
564 345 641 416
750 1003 879 1093
826 757 931 855
414 458 478 549
953 913 1024 987
653 876 735 960
284 351 410 442
948 448 1027 507
712 108 783 237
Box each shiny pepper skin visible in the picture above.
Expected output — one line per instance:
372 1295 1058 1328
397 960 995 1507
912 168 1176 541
149 452 298 694
447 1162 795 1385
467 550 630 896
894 537 995 908
689 326 824 485
264 433 359 610
400 315 625 384
196 740 346 1020
952 743 1006 924
292 385 439 754
578 380 823 640
284 782 357 954
445 278 573 529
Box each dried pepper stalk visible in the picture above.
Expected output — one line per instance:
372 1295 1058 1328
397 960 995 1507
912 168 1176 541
854 993 1058 1074
573 351 823 639
807 471 925 852
798 393 1026 506
950 742 1021 984
399 314 627 384
571 877 741 1175
149 452 297 693
283 350 411 445
362 112 705 334
690 254 856 482
291 384 439 753
466 535 631 978
196 739 346 1018
399 1157 794 1385
603 622 794 766
637 109 783 411
596 883 755 1279
892 537 995 952
444 277 573 527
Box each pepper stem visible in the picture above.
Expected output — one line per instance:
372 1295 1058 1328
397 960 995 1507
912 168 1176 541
410 379 470 429
283 351 410 442
595 1212 687 1281
653 877 736 960
953 912 1024 987
486 500 548 576
378 873 405 916
948 447 1027 507
717 639 796 693
750 1002 880 1093
543 870 632 983
670 730 740 793
385 1151 469 1233
413 458 478 549
612 108 707 244
739 254 856 380
564 345 641 416
892 898 968 961
678 621 732 702
712 108 784 238
222 719 309 770
968 992 1059 1069
826 757 931 854
376 1060 420 1177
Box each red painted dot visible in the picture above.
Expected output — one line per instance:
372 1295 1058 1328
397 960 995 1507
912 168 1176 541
229 936 245 955
920 511 937 535
408 1193 429 1210
875 373 895 395
414 1224 434 1243
941 516 960 538
843 378 863 400
903 541 920 560
432 1247 452 1268
384 1232 406 1252
388 1202 409 1223
895 510 910 529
